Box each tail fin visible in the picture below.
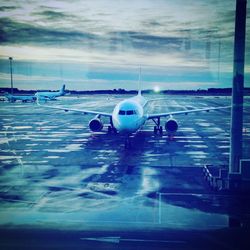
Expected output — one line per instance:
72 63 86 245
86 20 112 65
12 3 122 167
138 67 142 96
4 92 11 99
60 84 66 95
4 92 13 102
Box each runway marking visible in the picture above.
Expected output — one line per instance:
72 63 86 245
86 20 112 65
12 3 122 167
31 191 50 208
2 126 24 176
50 218 158 226
80 236 186 244
0 197 36 205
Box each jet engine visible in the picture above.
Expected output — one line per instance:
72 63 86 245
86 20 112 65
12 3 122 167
165 118 178 133
89 117 103 132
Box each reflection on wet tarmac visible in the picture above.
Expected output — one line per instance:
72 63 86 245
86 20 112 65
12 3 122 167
0 95 250 230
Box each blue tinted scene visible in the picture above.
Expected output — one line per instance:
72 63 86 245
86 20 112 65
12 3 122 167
0 0 250 249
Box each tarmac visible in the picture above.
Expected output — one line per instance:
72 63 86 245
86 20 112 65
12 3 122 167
0 94 250 249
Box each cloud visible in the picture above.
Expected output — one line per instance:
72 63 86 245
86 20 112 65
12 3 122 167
107 31 184 53
0 0 249 91
0 16 188 54
0 0 241 54
218 10 235 23
0 17 97 46
34 10 73 20
0 6 17 11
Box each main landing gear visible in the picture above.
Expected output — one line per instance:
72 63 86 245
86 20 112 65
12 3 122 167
152 117 163 135
108 125 117 134
108 118 117 134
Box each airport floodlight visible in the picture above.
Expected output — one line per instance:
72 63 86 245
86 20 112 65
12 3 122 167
9 57 13 94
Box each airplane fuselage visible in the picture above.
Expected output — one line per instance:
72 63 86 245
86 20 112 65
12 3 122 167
35 92 62 100
5 94 36 103
35 84 66 100
112 95 148 134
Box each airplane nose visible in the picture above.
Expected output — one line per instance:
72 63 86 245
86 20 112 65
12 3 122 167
113 116 137 133
118 124 132 132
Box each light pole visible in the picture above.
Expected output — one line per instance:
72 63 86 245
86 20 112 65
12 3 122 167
9 57 13 94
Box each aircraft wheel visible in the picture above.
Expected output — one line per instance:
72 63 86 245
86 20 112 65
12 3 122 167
108 126 112 134
159 126 163 135
154 126 158 134
108 126 117 134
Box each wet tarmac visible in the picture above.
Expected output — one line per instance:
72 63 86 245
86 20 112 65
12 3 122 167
0 94 250 249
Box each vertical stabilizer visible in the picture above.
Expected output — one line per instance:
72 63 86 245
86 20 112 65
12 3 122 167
138 67 142 96
60 84 66 95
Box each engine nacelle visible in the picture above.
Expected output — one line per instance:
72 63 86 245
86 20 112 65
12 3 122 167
165 118 178 133
89 118 103 132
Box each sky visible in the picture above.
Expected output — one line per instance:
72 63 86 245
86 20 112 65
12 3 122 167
0 0 249 91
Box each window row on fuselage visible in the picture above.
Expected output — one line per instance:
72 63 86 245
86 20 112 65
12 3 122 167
118 110 137 115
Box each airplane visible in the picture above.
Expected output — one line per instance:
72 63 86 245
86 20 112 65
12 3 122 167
35 84 66 100
4 92 36 103
37 84 231 148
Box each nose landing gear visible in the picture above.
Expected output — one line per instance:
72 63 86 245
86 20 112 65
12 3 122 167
152 117 163 135
124 135 132 149
108 117 117 134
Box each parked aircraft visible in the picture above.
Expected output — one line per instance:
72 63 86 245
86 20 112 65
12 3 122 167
37 87 230 147
4 85 66 103
5 93 36 103
35 84 66 100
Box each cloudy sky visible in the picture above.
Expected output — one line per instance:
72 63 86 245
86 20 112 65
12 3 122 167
0 0 249 91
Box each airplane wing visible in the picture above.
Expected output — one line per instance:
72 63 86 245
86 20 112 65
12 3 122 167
147 105 231 119
37 101 112 117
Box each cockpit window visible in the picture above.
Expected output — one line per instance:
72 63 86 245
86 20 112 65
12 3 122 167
119 110 137 115
118 110 125 115
127 110 136 115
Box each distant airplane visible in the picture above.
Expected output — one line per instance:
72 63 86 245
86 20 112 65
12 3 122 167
5 93 36 103
37 83 231 147
35 84 66 100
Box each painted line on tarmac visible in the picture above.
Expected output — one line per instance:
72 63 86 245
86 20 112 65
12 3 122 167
3 126 24 175
80 236 187 244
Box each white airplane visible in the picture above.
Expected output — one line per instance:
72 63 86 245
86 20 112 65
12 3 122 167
4 93 36 103
37 86 231 147
35 84 66 100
